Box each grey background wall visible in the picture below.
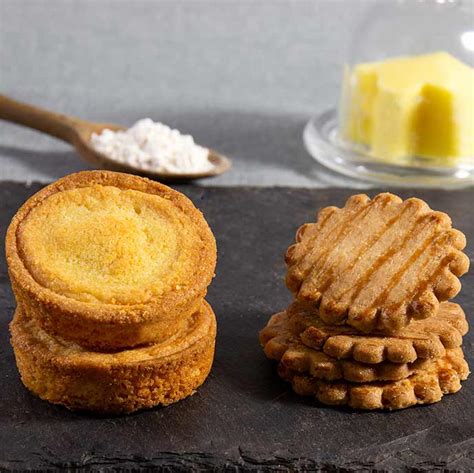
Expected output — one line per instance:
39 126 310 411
0 0 374 187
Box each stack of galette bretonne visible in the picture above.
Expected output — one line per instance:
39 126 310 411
7 171 217 414
260 193 470 410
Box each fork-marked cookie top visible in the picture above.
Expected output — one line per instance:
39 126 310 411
285 193 469 332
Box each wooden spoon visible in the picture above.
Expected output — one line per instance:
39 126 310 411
0 94 231 181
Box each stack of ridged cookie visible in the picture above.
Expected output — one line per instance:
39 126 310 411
7 171 217 414
260 193 470 410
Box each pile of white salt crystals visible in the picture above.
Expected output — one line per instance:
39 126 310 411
91 118 213 174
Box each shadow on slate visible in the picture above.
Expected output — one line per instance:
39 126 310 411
0 183 472 471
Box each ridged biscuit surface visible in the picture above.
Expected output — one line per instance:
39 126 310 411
285 193 469 332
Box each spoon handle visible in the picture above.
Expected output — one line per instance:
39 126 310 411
0 94 84 144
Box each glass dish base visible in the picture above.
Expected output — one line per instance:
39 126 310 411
303 110 474 189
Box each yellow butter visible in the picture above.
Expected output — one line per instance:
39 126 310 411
340 52 474 164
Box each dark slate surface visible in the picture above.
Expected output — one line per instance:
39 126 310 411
0 183 472 471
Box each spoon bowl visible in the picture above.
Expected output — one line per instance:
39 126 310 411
0 95 232 182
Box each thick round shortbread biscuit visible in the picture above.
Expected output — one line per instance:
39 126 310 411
10 301 216 414
6 170 217 350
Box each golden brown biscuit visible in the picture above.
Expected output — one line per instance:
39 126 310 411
260 312 431 383
6 170 217 350
285 193 469 332
278 348 469 410
280 345 430 383
259 311 294 360
288 301 468 364
10 301 216 414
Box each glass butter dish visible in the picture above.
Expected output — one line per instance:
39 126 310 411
304 0 474 188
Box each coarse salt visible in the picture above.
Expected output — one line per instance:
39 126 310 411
91 118 213 174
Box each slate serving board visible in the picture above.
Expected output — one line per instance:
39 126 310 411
0 183 472 471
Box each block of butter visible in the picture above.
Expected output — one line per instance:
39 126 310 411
339 52 474 165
